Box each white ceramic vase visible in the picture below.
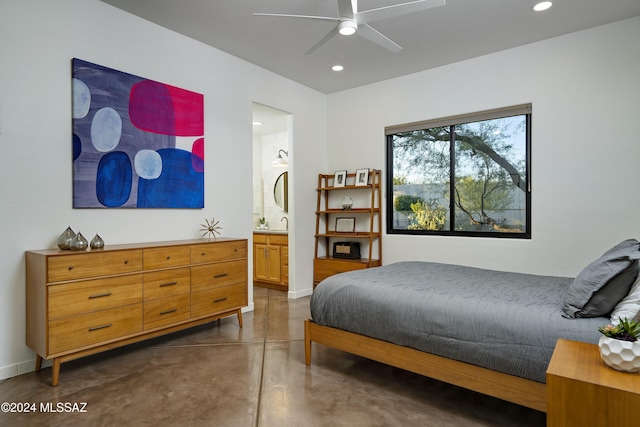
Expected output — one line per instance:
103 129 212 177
598 336 640 372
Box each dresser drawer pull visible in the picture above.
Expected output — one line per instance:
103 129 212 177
214 273 228 279
68 266 74 271
213 297 228 303
88 292 112 299
88 323 112 332
160 308 178 315
159 281 178 287
124 260 129 265
166 256 171 260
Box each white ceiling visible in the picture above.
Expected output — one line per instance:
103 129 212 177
101 0 640 94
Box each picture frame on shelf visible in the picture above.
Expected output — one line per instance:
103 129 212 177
334 170 347 188
355 168 369 186
335 217 356 233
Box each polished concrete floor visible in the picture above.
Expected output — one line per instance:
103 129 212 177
1 286 545 426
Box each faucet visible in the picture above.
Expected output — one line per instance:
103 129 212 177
281 216 288 230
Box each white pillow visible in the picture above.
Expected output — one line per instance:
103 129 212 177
610 274 640 324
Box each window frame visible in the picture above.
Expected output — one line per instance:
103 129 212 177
385 104 532 239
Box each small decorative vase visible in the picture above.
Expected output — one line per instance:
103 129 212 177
341 196 353 210
57 226 76 250
90 234 105 250
598 336 640 372
69 231 89 251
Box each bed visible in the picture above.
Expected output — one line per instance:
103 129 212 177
305 240 640 412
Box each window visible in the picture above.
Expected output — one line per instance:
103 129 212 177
386 105 531 238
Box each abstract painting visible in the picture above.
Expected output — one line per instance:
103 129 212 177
72 58 204 208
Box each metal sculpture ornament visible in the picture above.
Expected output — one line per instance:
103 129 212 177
200 217 222 240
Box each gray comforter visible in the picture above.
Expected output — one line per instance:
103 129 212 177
310 261 607 383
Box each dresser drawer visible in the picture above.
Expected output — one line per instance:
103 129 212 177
314 258 368 283
143 246 190 270
143 268 190 301
48 304 142 354
48 275 142 320
190 241 247 264
143 294 190 330
191 260 247 292
191 283 246 318
47 250 142 282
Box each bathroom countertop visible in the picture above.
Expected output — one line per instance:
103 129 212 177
253 229 288 235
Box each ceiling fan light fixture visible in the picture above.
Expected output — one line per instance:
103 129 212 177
338 20 357 36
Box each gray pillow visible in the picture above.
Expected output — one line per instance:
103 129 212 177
562 239 640 318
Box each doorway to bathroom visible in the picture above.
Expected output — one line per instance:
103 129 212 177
252 103 291 291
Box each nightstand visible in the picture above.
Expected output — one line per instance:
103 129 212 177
546 338 640 427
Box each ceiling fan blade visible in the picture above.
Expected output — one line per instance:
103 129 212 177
253 13 339 23
357 24 402 53
305 24 340 55
337 0 356 19
356 0 445 24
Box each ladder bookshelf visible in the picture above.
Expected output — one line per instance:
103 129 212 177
313 169 382 287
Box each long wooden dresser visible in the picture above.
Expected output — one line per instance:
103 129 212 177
26 238 248 386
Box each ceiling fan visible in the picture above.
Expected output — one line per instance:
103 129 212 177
254 0 446 54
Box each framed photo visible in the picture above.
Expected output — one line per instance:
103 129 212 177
334 170 347 188
335 217 356 233
355 168 369 186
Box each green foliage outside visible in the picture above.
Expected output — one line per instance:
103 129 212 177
407 199 447 231
394 194 423 212
393 175 408 185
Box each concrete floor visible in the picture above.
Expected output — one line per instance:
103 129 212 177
0 286 545 426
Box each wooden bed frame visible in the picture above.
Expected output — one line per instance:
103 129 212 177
304 319 547 413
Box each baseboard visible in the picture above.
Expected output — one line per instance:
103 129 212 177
288 288 312 298
0 357 51 381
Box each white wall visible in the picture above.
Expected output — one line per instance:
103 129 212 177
0 0 326 379
327 17 640 277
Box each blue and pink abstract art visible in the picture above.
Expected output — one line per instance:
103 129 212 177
72 58 204 208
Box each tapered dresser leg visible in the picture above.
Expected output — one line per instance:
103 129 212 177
35 355 43 372
51 358 61 387
237 309 243 328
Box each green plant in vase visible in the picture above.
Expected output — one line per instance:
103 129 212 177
598 317 640 342
597 317 640 372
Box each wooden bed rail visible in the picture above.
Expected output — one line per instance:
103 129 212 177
304 319 547 413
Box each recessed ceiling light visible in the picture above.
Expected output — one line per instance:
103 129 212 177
533 1 553 12
252 121 263 126
331 65 344 72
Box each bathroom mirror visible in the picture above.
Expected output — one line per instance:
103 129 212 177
274 171 288 212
